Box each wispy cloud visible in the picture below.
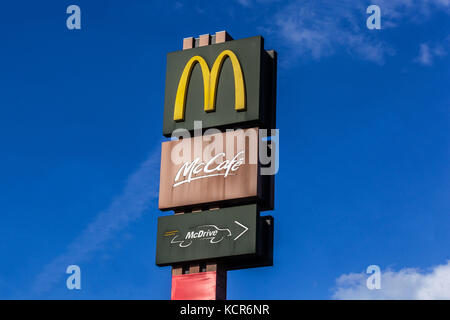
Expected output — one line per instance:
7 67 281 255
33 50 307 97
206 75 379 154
238 0 450 64
415 41 448 66
332 261 450 299
271 1 393 64
32 149 161 294
237 0 252 7
375 0 450 25
174 2 183 10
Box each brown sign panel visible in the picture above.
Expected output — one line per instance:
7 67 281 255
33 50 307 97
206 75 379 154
158 128 273 211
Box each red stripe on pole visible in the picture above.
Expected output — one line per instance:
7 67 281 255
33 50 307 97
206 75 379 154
171 271 218 300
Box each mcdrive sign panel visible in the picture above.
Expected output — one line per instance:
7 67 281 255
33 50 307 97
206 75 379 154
156 204 259 266
162 36 276 136
158 127 273 211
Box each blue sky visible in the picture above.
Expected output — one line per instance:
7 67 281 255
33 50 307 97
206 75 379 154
1 0 449 299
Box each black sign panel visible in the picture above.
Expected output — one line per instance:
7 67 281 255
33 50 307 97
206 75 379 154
156 204 273 269
162 36 277 137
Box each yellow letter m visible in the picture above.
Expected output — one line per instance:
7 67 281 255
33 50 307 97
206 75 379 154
173 50 246 121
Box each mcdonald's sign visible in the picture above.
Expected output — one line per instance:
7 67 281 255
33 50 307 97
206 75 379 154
163 36 277 137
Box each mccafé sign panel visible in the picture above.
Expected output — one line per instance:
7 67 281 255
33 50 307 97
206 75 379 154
158 128 273 211
156 204 273 269
162 36 277 136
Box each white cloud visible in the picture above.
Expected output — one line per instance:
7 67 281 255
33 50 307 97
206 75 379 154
174 2 183 10
332 261 450 299
237 0 280 6
416 43 433 65
372 0 450 26
31 149 160 294
415 41 448 65
239 0 450 64
237 0 252 7
272 1 393 64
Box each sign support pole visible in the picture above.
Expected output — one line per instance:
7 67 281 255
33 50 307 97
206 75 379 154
170 207 228 300
172 31 231 300
172 26 231 300
170 31 232 300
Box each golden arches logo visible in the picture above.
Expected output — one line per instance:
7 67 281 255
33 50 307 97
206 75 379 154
173 49 246 121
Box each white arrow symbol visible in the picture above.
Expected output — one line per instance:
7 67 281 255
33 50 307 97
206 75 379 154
233 221 249 241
